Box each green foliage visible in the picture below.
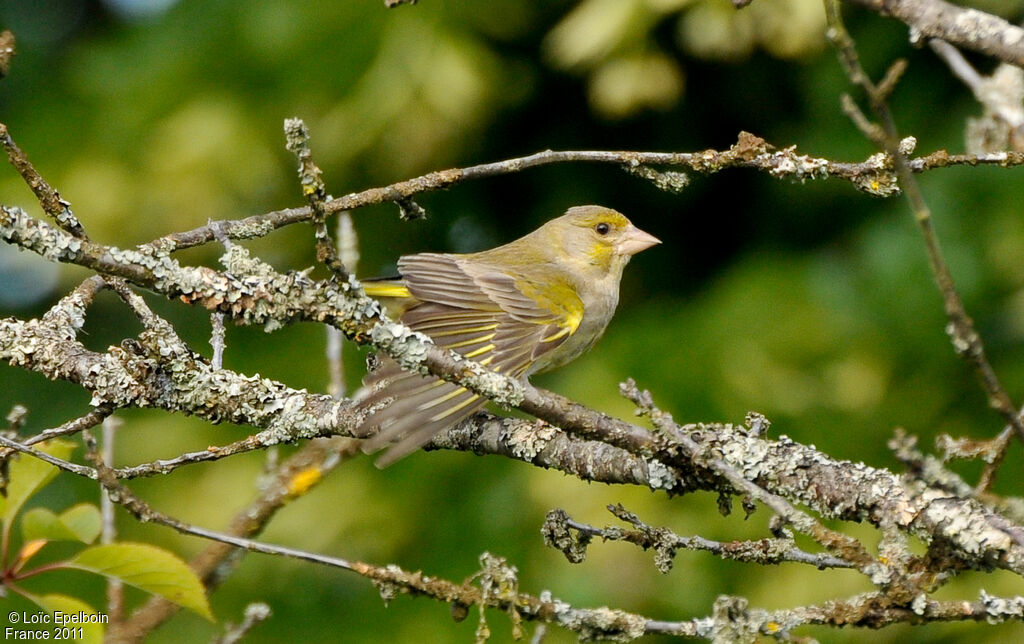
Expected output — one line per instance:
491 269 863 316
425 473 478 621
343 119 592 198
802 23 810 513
22 504 102 544
0 441 76 529
68 543 213 621
20 593 106 644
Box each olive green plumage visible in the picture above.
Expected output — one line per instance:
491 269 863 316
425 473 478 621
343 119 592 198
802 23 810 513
356 205 660 466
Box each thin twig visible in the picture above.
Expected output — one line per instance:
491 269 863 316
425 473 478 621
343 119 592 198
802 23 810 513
0 123 86 238
78 430 668 641
138 143 1024 254
930 39 1024 153
211 603 271 644
326 212 358 399
546 505 853 571
825 0 1024 469
101 415 124 624
620 380 886 583
210 313 226 369
114 436 361 642
0 405 112 462
284 118 349 281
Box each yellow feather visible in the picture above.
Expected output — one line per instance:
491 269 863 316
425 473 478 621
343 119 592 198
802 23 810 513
464 343 495 358
417 386 469 411
445 333 497 349
514 278 584 334
562 309 583 334
429 393 482 421
431 323 499 337
364 283 411 299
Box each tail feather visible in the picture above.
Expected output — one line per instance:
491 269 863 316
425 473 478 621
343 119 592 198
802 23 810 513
358 357 486 466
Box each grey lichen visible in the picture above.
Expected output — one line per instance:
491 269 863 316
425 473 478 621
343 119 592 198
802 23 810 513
368 321 431 376
508 420 558 461
462 367 524 409
220 244 279 278
625 165 690 194
541 509 591 564
710 595 759 644
763 146 831 182
644 459 675 491
549 599 647 643
1 206 83 262
979 589 1024 621
850 152 901 196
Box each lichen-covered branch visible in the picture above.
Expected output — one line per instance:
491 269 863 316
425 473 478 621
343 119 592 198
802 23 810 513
542 505 854 572
133 138 1024 255
3 428 1017 641
71 431 670 642
3 100 1024 636
4 265 1024 577
841 0 1024 68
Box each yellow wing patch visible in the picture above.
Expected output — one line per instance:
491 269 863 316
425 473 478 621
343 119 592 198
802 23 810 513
560 308 583 335
364 283 411 299
514 277 584 336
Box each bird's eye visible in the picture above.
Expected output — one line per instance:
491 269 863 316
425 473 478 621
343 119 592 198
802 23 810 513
595 222 610 235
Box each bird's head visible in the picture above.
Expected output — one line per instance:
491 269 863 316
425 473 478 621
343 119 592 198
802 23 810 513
545 205 661 274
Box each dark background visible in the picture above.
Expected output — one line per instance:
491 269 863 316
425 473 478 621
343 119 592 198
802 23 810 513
2 0 1024 641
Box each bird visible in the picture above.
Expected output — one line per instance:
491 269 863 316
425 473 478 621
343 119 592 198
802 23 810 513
354 205 660 466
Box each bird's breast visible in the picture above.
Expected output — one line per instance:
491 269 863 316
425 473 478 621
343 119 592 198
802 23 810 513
529 279 620 375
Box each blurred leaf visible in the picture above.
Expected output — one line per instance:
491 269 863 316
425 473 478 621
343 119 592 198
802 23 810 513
68 542 213 620
59 504 103 544
0 440 76 530
23 592 105 644
588 51 684 118
544 0 648 69
22 504 102 544
22 508 79 542
677 0 756 60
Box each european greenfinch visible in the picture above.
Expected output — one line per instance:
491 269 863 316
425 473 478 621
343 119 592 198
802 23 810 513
356 205 660 465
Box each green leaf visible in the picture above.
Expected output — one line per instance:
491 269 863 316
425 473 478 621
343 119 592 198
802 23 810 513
22 508 79 542
21 592 105 644
21 504 102 544
0 440 76 528
59 504 103 544
67 542 213 620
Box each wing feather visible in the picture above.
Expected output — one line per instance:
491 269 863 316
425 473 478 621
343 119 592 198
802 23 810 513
358 253 578 464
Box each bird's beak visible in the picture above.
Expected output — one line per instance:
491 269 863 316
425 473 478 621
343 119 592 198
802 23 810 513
616 225 661 256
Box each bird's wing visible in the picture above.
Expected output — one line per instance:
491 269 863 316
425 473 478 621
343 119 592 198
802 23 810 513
358 253 582 465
